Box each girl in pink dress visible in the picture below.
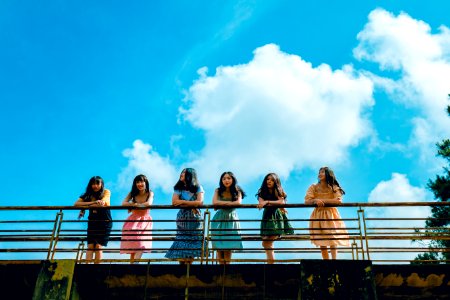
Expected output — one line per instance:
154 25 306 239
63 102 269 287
120 174 153 263
305 167 349 259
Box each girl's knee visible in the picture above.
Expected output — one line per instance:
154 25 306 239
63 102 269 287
262 241 273 249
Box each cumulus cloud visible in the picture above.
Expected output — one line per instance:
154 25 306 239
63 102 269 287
117 140 178 193
366 173 430 261
354 8 450 164
367 172 429 220
181 44 375 183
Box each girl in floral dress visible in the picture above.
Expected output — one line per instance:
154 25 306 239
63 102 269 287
165 168 205 264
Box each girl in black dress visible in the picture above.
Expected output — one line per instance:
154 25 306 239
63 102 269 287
75 176 113 263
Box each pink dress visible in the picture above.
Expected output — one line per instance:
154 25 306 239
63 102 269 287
120 208 152 253
305 184 350 247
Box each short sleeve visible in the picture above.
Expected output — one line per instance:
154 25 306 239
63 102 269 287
304 184 316 203
197 185 205 194
101 189 111 206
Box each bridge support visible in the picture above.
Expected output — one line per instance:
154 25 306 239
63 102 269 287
32 260 77 300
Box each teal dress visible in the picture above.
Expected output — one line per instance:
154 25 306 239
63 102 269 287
210 196 243 251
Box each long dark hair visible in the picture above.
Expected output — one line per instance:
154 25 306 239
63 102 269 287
256 173 287 200
218 171 246 201
174 168 200 193
80 176 105 201
130 174 151 202
320 166 345 195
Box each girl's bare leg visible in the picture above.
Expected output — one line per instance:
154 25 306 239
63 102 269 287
262 238 275 264
223 251 232 265
130 251 143 264
216 251 224 264
134 251 143 262
320 246 329 260
94 244 102 264
330 246 337 259
86 244 94 263
180 258 194 265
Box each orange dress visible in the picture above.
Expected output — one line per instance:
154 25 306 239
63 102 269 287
305 184 349 247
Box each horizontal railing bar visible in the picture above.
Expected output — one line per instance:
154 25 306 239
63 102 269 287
365 236 450 240
369 247 449 250
0 230 55 233
368 227 449 230
0 220 57 223
370 259 450 263
366 218 449 221
0 201 449 211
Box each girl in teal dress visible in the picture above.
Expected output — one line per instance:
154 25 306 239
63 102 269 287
210 172 246 264
256 173 292 264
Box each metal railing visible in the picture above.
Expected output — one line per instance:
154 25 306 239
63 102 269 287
0 202 448 264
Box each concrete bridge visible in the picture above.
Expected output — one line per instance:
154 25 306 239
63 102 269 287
2 259 449 299
1 202 449 299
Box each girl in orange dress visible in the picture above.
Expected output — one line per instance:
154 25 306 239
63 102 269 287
305 167 349 259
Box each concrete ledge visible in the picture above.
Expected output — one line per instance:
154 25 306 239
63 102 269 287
373 264 450 300
1 260 449 299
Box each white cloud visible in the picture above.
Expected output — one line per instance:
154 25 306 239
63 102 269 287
354 8 450 164
117 140 178 193
368 173 427 203
367 173 429 223
366 173 430 261
181 44 375 184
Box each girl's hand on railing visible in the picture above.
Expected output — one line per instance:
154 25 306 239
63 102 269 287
314 199 325 207
95 200 106 206
173 199 183 207
257 201 268 210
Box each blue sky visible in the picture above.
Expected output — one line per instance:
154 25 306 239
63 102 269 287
1 1 449 260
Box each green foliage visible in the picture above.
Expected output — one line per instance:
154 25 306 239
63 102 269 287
413 104 450 264
412 252 442 264
436 139 450 161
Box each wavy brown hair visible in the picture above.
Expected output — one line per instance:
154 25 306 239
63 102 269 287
320 166 345 195
256 173 287 200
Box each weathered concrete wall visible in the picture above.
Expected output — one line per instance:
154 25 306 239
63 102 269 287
373 264 450 300
0 262 41 299
1 260 449 299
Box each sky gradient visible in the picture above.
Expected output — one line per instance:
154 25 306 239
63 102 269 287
1 1 449 260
